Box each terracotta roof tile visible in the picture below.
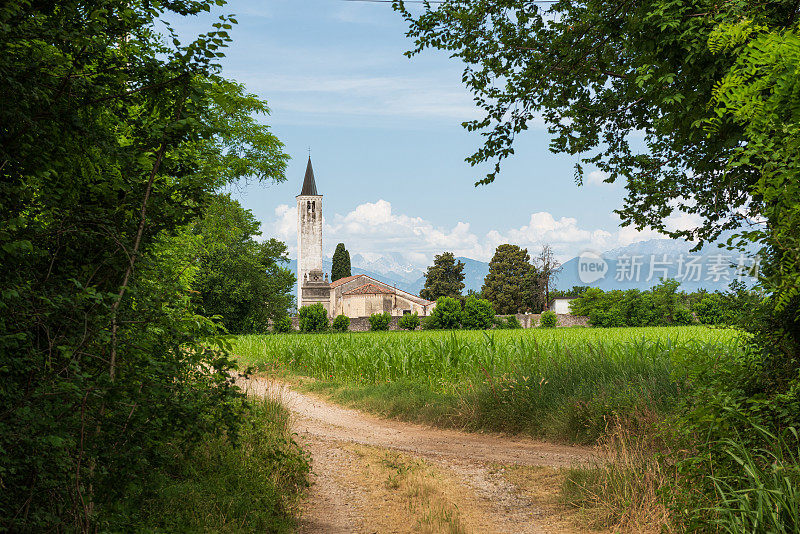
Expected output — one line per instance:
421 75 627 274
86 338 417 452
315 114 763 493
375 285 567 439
329 274 363 288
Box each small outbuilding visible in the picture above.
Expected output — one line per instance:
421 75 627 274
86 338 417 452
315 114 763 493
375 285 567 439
549 298 575 315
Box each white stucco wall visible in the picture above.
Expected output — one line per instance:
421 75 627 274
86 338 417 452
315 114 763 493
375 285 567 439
551 298 575 315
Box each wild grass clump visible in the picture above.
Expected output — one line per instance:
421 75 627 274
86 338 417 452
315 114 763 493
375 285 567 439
233 327 740 443
561 414 677 533
118 396 310 533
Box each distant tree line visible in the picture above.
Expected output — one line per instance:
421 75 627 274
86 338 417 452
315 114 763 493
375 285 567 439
568 279 759 327
419 244 562 315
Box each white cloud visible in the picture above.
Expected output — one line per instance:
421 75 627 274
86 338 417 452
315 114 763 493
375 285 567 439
664 211 704 233
269 204 298 256
264 200 697 267
585 170 609 186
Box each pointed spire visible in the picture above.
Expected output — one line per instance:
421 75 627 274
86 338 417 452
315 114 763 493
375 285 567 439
299 156 319 196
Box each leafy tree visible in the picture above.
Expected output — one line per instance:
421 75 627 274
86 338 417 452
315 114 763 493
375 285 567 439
192 195 294 334
462 297 495 330
0 1 289 529
369 312 391 331
540 311 558 328
425 297 463 330
552 286 591 300
398 312 421 330
673 308 696 326
298 304 328 333
706 21 800 314
331 314 350 333
482 244 533 314
394 1 785 245
420 252 465 301
331 243 351 282
693 293 727 325
466 288 484 299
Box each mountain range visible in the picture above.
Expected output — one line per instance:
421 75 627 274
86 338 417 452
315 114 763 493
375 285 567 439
286 239 752 299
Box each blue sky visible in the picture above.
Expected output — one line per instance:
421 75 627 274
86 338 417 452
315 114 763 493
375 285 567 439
167 0 697 268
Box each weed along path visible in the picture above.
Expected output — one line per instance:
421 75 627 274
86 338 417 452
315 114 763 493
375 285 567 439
241 377 599 534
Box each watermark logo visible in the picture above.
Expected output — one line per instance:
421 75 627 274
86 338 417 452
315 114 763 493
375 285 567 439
574 251 760 285
578 251 608 283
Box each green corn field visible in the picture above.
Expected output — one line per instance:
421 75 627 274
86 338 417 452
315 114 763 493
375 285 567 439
232 326 742 442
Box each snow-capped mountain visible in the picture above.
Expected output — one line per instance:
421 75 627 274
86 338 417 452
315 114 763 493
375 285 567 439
349 252 425 284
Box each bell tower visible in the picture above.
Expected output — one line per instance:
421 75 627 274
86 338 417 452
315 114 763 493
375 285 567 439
296 156 325 309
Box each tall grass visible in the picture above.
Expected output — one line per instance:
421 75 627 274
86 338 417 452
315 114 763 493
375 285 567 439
233 327 741 442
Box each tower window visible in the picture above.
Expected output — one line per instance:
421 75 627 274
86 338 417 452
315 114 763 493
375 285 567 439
307 201 311 211
312 200 316 212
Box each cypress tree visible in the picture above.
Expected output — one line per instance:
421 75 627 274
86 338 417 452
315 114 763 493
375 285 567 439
331 243 351 281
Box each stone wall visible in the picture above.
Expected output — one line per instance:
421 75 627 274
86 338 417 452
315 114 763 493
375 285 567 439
496 313 590 328
289 313 588 332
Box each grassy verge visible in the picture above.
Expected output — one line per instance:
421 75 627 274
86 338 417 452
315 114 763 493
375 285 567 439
112 395 310 532
233 327 740 444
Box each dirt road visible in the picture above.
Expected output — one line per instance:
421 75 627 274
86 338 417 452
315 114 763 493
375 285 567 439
242 378 597 533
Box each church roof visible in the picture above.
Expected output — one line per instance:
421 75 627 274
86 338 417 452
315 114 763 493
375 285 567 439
331 274 435 305
343 283 395 296
299 157 319 196
330 274 362 288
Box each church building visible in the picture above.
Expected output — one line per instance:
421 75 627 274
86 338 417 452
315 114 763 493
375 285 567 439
296 158 436 318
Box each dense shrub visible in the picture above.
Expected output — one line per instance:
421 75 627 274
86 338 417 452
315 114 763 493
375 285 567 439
671 295 800 529
273 315 292 333
369 312 392 331
425 297 463 329
691 283 758 326
692 294 727 324
673 307 695 325
331 314 350 333
540 310 558 328
398 312 421 330
298 304 328 333
462 297 495 329
505 315 522 329
192 196 294 334
136 397 309 532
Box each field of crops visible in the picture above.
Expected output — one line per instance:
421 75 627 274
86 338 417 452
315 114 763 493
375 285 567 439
233 327 742 442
